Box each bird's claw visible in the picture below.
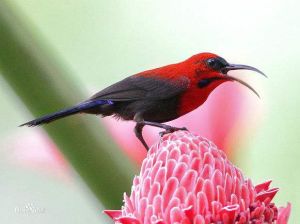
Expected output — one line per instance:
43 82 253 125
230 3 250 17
159 127 188 137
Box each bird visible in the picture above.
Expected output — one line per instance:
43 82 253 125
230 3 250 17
20 52 266 150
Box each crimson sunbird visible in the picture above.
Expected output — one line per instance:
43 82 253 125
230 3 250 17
20 52 266 149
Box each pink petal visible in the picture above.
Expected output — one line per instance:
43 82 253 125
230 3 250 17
220 204 239 223
196 192 208 215
193 215 205 224
166 159 176 179
170 207 183 223
211 169 223 188
202 179 215 207
162 177 179 209
255 188 279 203
180 170 197 192
154 167 167 189
277 203 291 224
117 216 141 224
173 186 187 204
164 198 180 223
254 180 272 193
186 192 197 215
200 164 212 179
148 182 160 204
172 162 188 181
153 195 163 215
216 185 226 206
103 210 122 220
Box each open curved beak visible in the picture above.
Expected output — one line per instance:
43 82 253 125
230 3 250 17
220 64 267 98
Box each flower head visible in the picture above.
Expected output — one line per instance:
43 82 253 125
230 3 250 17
105 131 291 224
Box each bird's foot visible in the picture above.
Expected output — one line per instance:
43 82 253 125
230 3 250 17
159 126 188 137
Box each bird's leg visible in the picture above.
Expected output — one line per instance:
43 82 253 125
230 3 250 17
134 113 150 150
137 119 187 136
140 121 188 137
158 126 188 137
134 122 149 151
134 113 187 150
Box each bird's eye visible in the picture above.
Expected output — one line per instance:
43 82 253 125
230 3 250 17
207 58 217 67
206 57 228 71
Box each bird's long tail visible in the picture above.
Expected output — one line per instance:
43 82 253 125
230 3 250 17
19 100 113 127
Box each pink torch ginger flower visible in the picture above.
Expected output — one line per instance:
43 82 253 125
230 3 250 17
105 131 291 224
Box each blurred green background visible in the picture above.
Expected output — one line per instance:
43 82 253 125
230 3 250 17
0 0 299 223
